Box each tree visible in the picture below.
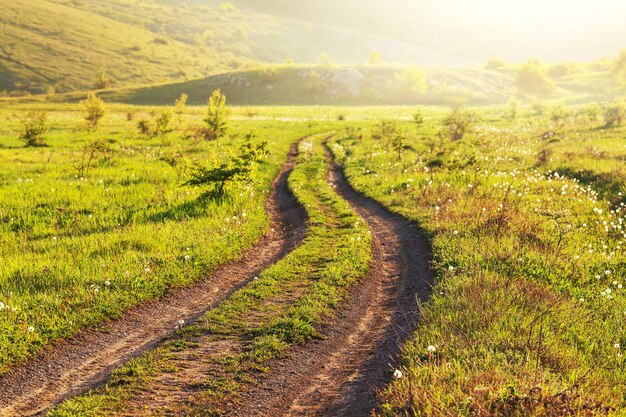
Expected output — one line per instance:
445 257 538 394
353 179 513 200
583 102 602 125
19 111 48 147
205 89 230 140
514 60 555 97
612 50 626 85
82 93 106 129
367 51 382 65
507 97 520 120
441 104 477 141
413 109 425 128
175 93 188 114
94 68 110 90
485 58 506 70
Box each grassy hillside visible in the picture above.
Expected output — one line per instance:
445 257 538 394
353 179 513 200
0 0 462 97
83 65 511 106
71 62 623 106
0 0 249 96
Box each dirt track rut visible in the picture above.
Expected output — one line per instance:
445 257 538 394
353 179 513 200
232 143 433 416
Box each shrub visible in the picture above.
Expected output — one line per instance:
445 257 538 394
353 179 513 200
154 110 173 136
175 93 188 114
205 89 230 140
82 93 106 129
413 109 425 128
184 135 267 199
441 104 477 141
94 68 110 90
76 138 112 176
603 100 626 127
371 120 401 149
485 58 506 70
583 102 602 125
19 111 48 147
136 110 173 138
532 100 547 116
507 97 520 120
515 60 555 97
548 63 573 78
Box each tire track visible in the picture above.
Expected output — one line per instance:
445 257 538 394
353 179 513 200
0 141 307 417
234 142 433 416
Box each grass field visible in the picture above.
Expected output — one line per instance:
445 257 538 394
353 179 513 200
0 102 322 373
330 107 626 414
2 98 626 415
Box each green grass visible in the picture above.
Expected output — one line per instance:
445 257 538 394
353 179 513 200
49 134 372 416
331 106 626 415
0 0 254 95
0 102 318 374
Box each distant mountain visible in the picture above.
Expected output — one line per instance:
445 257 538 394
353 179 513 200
0 0 254 95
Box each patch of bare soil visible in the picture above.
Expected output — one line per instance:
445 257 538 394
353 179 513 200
0 142 307 417
231 144 433 416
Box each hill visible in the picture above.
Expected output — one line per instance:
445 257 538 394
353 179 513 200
80 62 623 106
0 0 463 97
80 65 511 106
0 0 251 96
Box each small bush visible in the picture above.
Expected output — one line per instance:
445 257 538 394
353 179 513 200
184 136 267 199
604 100 626 127
441 104 477 141
136 110 173 138
548 63 573 78
82 93 106 129
205 89 230 140
485 58 506 70
94 68 110 90
175 93 188 114
19 111 48 147
515 60 555 97
413 109 425 128
75 138 112 176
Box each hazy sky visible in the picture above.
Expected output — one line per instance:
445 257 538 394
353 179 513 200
227 0 626 63
367 0 626 62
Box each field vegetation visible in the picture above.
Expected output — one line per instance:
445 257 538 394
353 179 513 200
2 93 626 416
330 103 626 415
0 99 315 373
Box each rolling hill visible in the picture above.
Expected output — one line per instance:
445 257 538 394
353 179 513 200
63 62 623 106
0 0 464 97
0 0 251 95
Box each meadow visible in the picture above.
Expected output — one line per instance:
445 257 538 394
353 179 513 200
330 106 626 415
0 102 321 373
1 98 626 416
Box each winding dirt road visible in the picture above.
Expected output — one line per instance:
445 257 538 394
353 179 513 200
0 142 307 417
231 144 433 416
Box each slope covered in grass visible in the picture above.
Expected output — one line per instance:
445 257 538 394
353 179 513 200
88 62 624 106
92 65 512 106
0 0 249 95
